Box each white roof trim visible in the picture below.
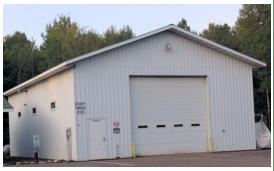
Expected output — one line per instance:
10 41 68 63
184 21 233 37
4 24 266 96
169 26 266 67
4 62 70 96
3 108 14 113
66 24 266 67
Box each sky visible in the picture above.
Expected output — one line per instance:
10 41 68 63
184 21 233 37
3 4 243 46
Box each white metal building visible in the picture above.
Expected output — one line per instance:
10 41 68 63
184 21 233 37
4 25 266 161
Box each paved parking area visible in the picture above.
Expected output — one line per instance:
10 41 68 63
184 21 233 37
5 149 271 167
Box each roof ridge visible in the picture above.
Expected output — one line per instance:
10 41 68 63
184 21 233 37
4 24 266 96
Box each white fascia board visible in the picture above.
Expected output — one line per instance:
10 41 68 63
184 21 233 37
3 108 14 113
66 25 175 65
66 24 266 68
169 25 266 68
4 25 176 97
3 62 71 96
4 25 266 96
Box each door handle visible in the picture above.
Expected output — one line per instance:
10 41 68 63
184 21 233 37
103 137 106 141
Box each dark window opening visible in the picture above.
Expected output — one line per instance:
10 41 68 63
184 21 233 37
18 112 21 117
191 123 200 127
32 107 36 114
138 125 148 128
50 102 56 109
156 124 166 128
174 124 183 127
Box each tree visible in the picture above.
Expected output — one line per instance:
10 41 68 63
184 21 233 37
177 18 191 31
200 23 240 51
235 4 271 128
3 32 41 91
40 15 103 68
102 25 134 47
40 15 134 69
80 30 103 53
200 5 271 128
118 25 134 42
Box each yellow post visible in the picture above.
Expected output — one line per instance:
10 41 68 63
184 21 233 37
209 138 213 152
132 142 136 159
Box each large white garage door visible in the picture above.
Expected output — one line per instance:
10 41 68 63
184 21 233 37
130 77 208 156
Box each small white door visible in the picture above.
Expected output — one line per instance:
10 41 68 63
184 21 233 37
88 119 107 160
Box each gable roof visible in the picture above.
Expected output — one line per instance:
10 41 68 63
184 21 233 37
4 24 266 96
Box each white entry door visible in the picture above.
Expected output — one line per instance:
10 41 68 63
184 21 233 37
88 118 107 160
130 77 208 156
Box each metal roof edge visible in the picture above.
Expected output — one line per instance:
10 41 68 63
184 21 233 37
4 25 175 97
168 25 266 68
66 25 175 65
66 24 266 68
3 62 70 96
4 24 266 96
3 109 14 112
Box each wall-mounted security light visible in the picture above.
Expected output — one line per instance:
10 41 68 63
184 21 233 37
165 42 172 52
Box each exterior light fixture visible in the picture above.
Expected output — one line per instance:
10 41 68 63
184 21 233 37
165 42 171 52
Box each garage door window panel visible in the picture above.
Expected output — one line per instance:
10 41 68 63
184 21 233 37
191 123 200 127
138 125 148 128
156 124 166 128
174 124 183 127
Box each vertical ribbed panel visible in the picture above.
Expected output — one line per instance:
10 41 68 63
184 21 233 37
74 31 256 160
9 69 77 160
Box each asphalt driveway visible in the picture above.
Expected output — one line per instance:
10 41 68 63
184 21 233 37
5 149 271 167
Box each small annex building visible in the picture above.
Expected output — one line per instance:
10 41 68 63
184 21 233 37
4 25 266 161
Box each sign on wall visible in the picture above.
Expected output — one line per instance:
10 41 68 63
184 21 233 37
114 121 119 127
113 121 120 134
33 135 40 149
75 102 87 115
113 127 120 134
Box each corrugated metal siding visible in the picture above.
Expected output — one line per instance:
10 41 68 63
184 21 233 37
74 31 256 160
8 69 77 160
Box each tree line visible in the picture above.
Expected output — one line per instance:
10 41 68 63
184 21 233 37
4 16 134 91
3 4 271 129
202 5 271 129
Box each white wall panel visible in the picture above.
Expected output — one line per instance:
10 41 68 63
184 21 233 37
8 69 77 160
74 31 256 160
